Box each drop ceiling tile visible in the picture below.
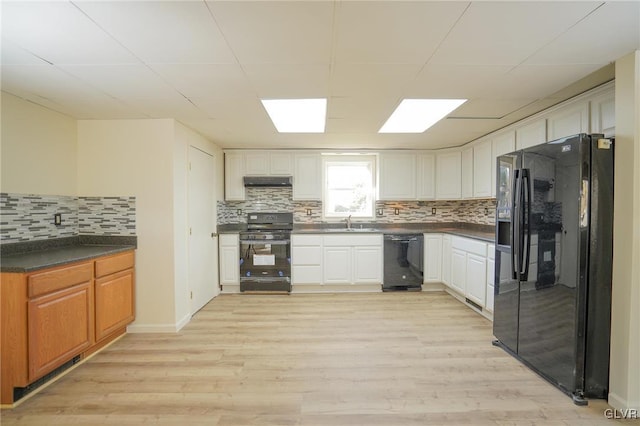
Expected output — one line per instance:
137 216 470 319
32 95 148 120
76 1 236 64
0 40 50 65
525 2 640 65
330 63 421 97
189 98 275 134
450 99 538 119
150 63 254 99
409 64 512 98
333 1 466 64
430 2 602 65
207 1 333 64
242 64 330 98
2 1 138 65
122 96 209 121
58 64 179 99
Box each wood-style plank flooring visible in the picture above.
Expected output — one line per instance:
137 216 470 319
0 292 623 425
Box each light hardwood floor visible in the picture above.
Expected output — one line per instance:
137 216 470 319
0 292 625 425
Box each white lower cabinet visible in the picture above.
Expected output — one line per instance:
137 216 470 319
450 249 466 295
465 253 487 306
441 235 452 285
448 236 489 309
486 244 495 313
423 234 442 283
292 234 382 287
219 234 239 288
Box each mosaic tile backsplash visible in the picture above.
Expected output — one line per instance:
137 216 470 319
1 193 136 243
218 187 496 225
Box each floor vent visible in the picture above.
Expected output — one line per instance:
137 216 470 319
465 298 483 311
13 355 81 402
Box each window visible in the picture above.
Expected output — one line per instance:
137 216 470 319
323 155 376 219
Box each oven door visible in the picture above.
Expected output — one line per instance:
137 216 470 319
239 238 291 292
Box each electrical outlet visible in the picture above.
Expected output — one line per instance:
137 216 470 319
54 213 62 226
237 209 242 216
431 207 436 215
394 208 400 215
377 208 383 216
484 208 489 215
306 209 312 216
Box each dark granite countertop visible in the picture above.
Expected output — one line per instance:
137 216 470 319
218 222 495 243
1 236 137 273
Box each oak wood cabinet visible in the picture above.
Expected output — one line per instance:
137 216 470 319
1 250 136 406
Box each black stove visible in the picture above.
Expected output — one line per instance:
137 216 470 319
239 212 292 293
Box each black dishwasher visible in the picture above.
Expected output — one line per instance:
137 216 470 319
382 234 424 291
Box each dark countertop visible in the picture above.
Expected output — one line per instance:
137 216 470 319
218 222 495 243
1 236 137 273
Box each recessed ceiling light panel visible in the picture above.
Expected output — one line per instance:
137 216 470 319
379 99 467 133
261 98 327 133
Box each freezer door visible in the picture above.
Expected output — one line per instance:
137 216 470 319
516 134 588 393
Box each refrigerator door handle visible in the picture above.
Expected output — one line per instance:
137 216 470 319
521 169 531 280
511 169 521 280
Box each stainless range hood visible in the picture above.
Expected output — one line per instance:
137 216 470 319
243 176 293 187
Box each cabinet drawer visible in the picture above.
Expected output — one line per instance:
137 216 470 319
452 236 486 256
292 234 322 246
487 244 495 260
28 262 93 298
95 251 135 278
323 234 381 246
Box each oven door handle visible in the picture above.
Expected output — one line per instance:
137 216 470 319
239 239 290 245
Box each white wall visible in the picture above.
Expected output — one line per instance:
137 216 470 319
1 93 77 195
609 51 640 411
77 119 178 330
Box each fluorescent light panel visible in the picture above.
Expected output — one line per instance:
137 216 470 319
261 98 327 133
379 99 467 133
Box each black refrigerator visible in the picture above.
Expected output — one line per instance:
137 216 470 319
493 133 614 405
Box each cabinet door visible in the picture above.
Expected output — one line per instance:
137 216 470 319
323 247 351 284
269 152 293 175
293 154 321 200
379 153 416 200
219 235 239 285
353 246 382 284
416 153 436 200
461 147 473 199
516 119 546 150
590 89 615 137
28 282 93 381
244 151 269 175
465 253 487 307
224 152 245 201
546 102 589 141
423 234 442 283
436 152 461 200
486 256 495 313
450 249 466 295
441 236 452 285
473 140 492 198
491 131 516 197
95 269 134 342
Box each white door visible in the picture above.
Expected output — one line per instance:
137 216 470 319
189 146 218 314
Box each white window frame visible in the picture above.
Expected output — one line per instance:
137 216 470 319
322 154 377 221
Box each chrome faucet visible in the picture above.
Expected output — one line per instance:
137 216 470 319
345 215 352 230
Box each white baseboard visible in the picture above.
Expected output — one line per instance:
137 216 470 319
292 284 382 293
422 283 445 292
127 323 183 333
175 312 191 332
608 391 640 411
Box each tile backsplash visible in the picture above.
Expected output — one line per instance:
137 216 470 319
1 193 136 244
218 187 496 225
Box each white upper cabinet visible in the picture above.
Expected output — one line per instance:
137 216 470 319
224 152 245 201
436 152 461 200
244 151 293 176
491 131 516 197
590 88 615 137
461 147 473 199
546 102 589 141
379 152 416 200
516 119 547 150
472 140 492 198
416 153 436 200
293 153 321 200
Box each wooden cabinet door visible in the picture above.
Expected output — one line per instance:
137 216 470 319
244 151 269 175
465 253 487 307
293 153 321 200
269 152 293 175
423 234 442 283
450 249 466 295
461 147 473 199
95 269 135 342
473 140 492 198
28 282 93 381
436 152 461 200
379 153 416 200
416 153 436 200
219 236 240 285
224 152 245 201
353 246 382 284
